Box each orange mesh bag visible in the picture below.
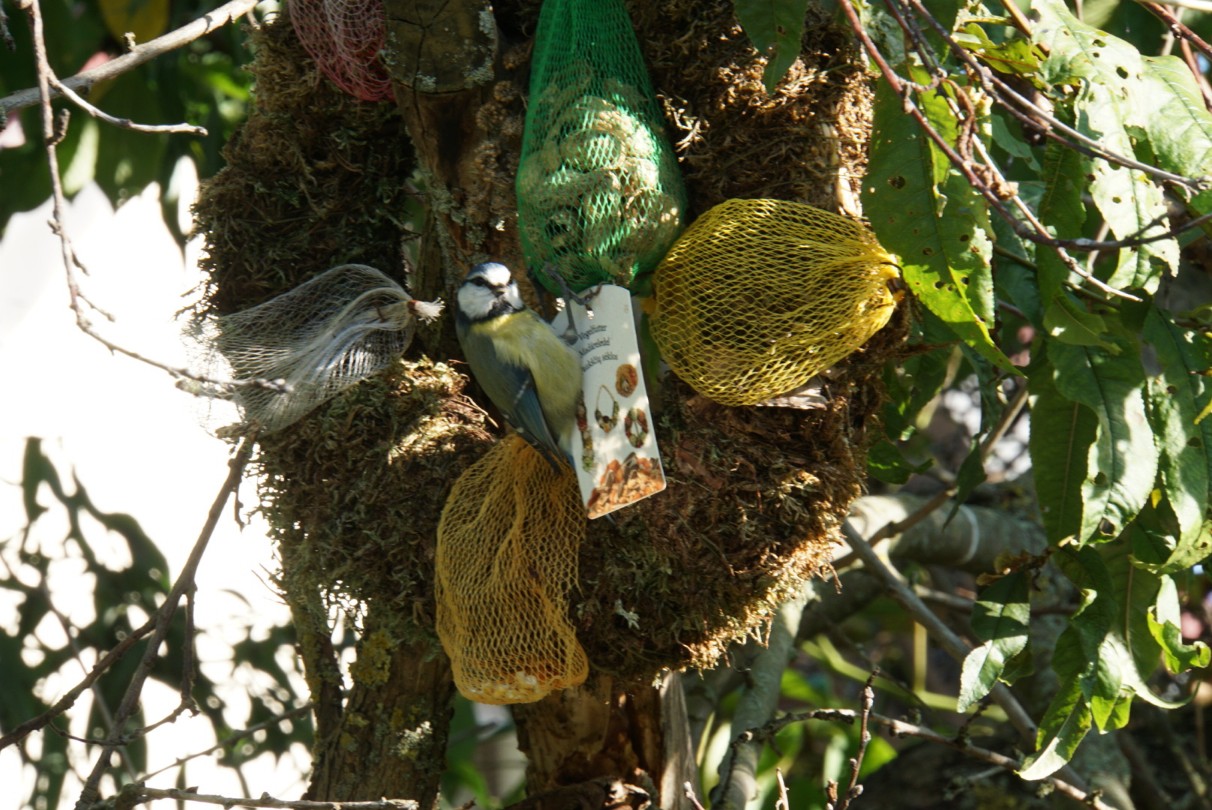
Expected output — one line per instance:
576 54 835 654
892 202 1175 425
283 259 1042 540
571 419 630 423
291 0 392 102
651 198 900 406
436 435 589 704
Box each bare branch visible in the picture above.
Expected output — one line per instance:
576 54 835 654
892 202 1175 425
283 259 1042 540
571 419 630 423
47 73 207 135
710 587 812 809
839 523 1039 743
1149 2 1212 61
0 621 156 751
74 437 257 810
35 579 137 780
140 704 313 781
14 0 267 395
1146 0 1212 12
755 708 1114 810
683 783 708 810
0 0 260 119
110 785 417 810
827 678 874 810
838 2 1137 301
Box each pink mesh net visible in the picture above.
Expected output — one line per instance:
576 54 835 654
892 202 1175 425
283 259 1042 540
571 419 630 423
291 0 393 102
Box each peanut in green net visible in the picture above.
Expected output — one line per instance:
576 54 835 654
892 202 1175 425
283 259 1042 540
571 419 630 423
650 198 900 407
516 0 686 292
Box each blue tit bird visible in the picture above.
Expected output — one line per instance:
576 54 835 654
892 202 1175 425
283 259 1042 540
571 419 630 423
455 262 583 468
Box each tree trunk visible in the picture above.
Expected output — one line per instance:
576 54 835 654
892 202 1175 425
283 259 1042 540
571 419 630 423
512 674 697 810
307 629 454 807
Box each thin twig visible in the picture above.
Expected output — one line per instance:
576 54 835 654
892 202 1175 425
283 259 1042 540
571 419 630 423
0 0 260 119
839 523 1039 744
774 769 791 810
33 578 137 779
74 437 257 810
47 73 206 135
110 785 417 810
913 584 975 613
17 0 263 393
735 707 1112 810
1147 0 1212 12
827 679 874 810
997 0 1034 37
0 620 156 750
711 587 812 809
861 0 1140 300
1146 2 1212 61
139 704 313 781
839 0 1212 302
838 522 1099 799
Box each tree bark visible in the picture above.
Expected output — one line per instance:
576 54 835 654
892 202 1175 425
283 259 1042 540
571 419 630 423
512 674 697 809
307 621 455 808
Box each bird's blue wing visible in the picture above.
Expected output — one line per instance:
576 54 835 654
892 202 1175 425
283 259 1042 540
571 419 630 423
459 325 566 467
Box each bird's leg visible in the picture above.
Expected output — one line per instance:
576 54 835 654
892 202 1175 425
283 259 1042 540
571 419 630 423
536 264 599 345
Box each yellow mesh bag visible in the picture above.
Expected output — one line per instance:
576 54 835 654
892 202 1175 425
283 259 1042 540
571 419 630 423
650 198 900 406
436 435 589 704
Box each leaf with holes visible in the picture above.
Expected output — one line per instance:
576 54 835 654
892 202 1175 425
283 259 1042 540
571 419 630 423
1137 56 1212 213
1034 0 1178 293
1143 306 1212 548
1035 139 1085 304
1033 139 1121 349
1050 341 1158 544
864 82 1016 373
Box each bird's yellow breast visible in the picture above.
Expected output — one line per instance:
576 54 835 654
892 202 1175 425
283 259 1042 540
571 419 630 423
482 312 582 415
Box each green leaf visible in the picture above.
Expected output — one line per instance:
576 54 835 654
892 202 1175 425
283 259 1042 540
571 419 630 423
1143 307 1212 547
1029 360 1097 543
957 571 1030 712
1136 56 1212 214
953 23 1044 76
1035 139 1086 304
864 82 1016 373
1028 132 1120 355
1088 633 1129 729
1035 0 1178 292
867 439 930 485
1050 341 1158 543
1099 540 1188 710
952 443 987 506
1019 673 1092 781
1043 294 1115 350
1148 576 1212 673
733 0 810 91
882 342 952 438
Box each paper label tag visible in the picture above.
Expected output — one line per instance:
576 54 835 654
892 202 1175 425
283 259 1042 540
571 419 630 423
551 285 666 519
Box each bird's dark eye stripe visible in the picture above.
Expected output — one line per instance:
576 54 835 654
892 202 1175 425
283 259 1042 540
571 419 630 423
471 276 491 287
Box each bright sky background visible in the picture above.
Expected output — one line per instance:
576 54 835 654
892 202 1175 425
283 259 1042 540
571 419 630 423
0 171 307 808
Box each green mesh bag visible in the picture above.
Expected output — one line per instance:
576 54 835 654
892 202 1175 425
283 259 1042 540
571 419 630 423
517 0 686 292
